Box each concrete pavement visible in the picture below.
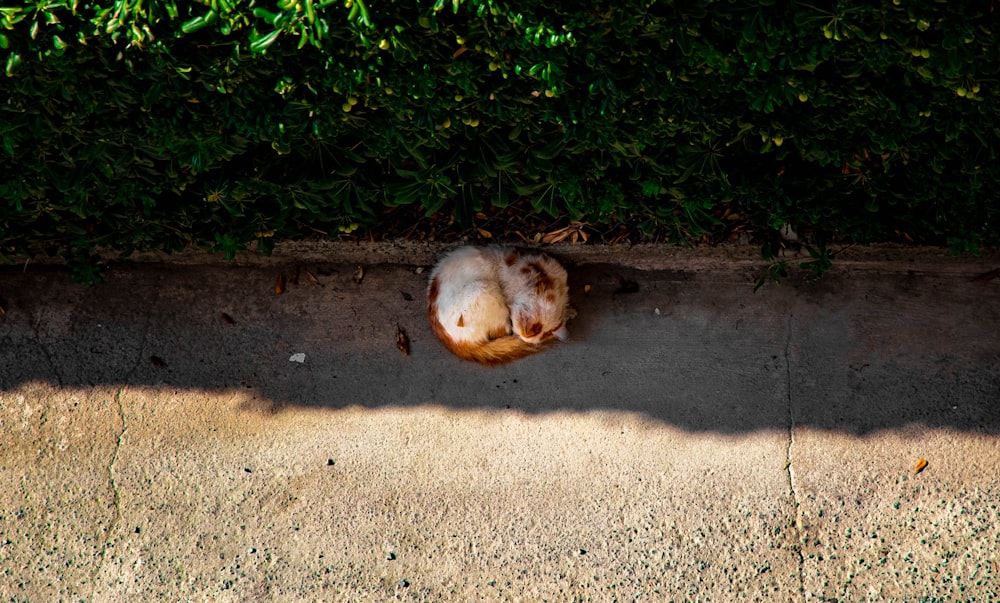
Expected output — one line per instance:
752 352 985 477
1 242 998 601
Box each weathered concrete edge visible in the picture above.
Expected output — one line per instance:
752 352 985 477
11 240 1000 275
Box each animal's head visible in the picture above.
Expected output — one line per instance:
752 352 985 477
510 254 570 344
513 313 569 344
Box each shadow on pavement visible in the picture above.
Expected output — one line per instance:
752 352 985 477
1 260 998 435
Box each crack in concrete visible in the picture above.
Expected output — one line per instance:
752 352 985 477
30 310 64 387
91 280 154 595
784 313 806 601
92 387 129 593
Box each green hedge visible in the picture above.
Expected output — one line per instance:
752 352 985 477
1 0 998 281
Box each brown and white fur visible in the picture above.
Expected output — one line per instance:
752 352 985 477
427 246 572 365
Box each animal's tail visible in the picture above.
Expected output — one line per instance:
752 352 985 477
439 330 548 366
427 283 548 366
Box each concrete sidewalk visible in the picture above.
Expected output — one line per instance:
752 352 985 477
1 243 998 601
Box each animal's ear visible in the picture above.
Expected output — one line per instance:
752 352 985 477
525 321 543 337
456 314 465 328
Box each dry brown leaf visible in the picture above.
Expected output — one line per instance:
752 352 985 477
304 270 321 286
914 458 928 474
396 326 410 356
541 221 589 244
541 229 569 244
452 46 468 59
274 273 286 295
584 284 592 295
0 303 5 316
352 265 365 284
478 228 492 238
220 312 236 325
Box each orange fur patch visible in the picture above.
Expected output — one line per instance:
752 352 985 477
526 321 543 337
528 261 554 293
457 314 465 328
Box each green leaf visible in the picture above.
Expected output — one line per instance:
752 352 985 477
180 10 218 34
250 29 282 53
